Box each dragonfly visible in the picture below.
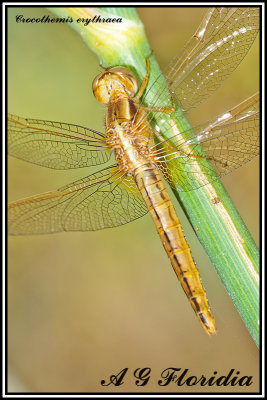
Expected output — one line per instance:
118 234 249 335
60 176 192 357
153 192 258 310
8 8 259 335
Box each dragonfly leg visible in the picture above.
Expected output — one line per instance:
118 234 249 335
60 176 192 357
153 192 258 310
181 152 229 168
136 52 176 114
151 129 229 168
145 92 177 148
135 52 177 115
143 91 176 114
135 54 151 100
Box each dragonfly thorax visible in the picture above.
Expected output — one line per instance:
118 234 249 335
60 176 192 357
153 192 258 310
107 123 150 173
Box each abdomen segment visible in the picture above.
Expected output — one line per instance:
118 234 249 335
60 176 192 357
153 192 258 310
133 163 216 335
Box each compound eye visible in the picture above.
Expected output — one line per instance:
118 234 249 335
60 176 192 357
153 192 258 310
92 74 110 104
92 75 100 93
124 72 138 96
111 67 138 96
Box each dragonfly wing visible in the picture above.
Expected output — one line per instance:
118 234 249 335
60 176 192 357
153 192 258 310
8 166 148 235
152 93 259 191
144 7 259 117
8 114 110 169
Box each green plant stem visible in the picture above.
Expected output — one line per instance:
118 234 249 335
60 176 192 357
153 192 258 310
49 7 259 346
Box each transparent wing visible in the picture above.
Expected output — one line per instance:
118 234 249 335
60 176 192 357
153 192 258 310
143 7 259 119
151 93 259 191
8 114 110 169
8 166 148 235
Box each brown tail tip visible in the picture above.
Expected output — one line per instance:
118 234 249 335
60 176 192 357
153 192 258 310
199 313 217 336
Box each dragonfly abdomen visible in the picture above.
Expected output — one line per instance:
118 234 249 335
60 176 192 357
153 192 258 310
134 163 216 335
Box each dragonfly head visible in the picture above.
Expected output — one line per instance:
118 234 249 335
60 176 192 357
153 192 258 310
93 67 138 104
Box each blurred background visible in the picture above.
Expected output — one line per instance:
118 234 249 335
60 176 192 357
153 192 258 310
7 7 259 393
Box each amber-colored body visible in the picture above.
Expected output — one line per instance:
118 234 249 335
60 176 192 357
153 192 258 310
135 165 216 334
93 64 216 335
8 8 259 336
